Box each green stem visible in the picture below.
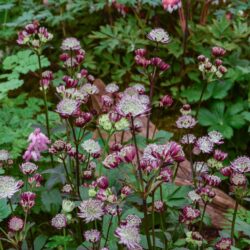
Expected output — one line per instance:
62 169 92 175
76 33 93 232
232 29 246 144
152 192 156 250
104 216 113 247
63 228 67 250
195 80 208 119
231 200 239 244
198 202 207 232
8 198 14 213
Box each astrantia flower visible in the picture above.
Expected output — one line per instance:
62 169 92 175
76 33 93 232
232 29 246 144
230 172 247 186
188 190 201 202
214 149 228 161
196 187 216 201
62 184 73 193
20 162 38 175
8 216 24 232
61 37 81 51
0 176 22 199
116 93 149 117
84 229 101 243
56 98 79 118
103 152 122 169
115 225 141 249
78 199 104 223
196 136 214 154
186 231 203 247
0 149 10 161
51 214 67 229
181 134 196 144
81 83 99 95
202 174 221 186
230 156 250 173
176 115 197 129
125 215 141 228
215 238 232 250
20 192 36 211
81 139 101 155
179 206 200 224
208 131 224 144
147 28 170 44
154 200 164 212
133 84 146 94
159 94 173 107
62 199 75 213
162 0 182 13
106 83 119 93
119 145 136 163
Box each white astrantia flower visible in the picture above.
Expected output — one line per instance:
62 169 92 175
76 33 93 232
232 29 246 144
208 131 224 144
61 37 81 51
0 176 21 199
188 190 201 202
78 199 104 223
231 156 250 173
84 229 101 243
115 224 141 249
51 214 67 229
0 150 10 161
196 136 214 154
147 28 170 44
81 83 99 95
116 93 149 117
181 134 196 144
105 83 119 93
81 139 101 154
56 98 79 117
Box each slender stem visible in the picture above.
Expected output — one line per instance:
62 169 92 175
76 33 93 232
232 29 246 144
198 202 208 232
231 200 239 244
195 80 208 119
173 163 180 182
187 133 197 188
63 228 67 250
131 117 152 249
146 66 157 143
152 192 156 250
70 123 81 197
160 212 168 247
104 216 113 247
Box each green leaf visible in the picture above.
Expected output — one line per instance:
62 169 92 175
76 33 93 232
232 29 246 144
153 130 173 144
34 235 48 250
0 198 11 222
41 188 62 213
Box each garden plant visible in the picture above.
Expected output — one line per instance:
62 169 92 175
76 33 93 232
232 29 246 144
0 0 249 250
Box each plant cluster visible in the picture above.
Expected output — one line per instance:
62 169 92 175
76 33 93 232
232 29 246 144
0 14 249 249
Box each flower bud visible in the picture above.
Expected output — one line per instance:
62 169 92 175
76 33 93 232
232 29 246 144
62 199 75 213
97 176 109 189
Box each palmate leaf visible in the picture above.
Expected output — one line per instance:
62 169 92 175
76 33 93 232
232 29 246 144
198 101 247 139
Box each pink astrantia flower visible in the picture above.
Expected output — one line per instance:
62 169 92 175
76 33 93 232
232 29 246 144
176 115 197 129
230 172 247 186
103 152 122 169
160 95 173 107
8 216 24 232
214 149 228 161
78 199 104 223
23 128 50 162
51 214 67 229
119 145 136 163
84 229 101 243
20 191 36 211
202 174 221 186
162 0 182 13
179 206 200 224
215 238 232 250
196 136 214 154
61 37 81 51
20 162 38 175
230 156 250 173
208 131 224 144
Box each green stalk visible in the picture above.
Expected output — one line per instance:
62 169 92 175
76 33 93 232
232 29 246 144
231 200 239 244
152 192 156 250
198 201 208 232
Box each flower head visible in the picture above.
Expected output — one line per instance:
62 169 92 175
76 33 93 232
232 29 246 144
147 28 170 44
230 172 247 186
62 200 75 213
231 156 250 173
0 176 22 199
162 0 182 13
116 93 149 118
103 152 122 169
23 128 50 162
51 214 67 229
179 206 200 224
20 191 36 211
181 134 196 144
208 131 224 144
0 149 10 162
61 37 81 51
202 174 221 186
84 229 101 243
81 139 101 155
176 115 197 129
215 238 232 250
20 162 38 175
160 94 173 107
56 98 80 118
196 136 214 154
106 83 119 93
115 224 141 249
78 199 104 223
8 216 24 232
186 231 203 247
